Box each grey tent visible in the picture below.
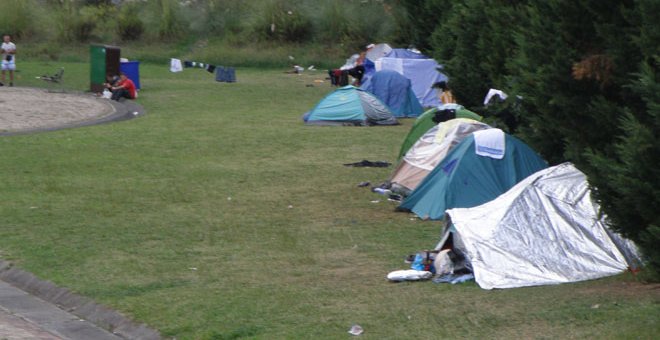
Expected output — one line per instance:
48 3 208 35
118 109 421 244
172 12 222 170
436 163 641 289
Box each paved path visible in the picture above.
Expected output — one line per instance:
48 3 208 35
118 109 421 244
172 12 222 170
0 281 121 340
0 307 62 339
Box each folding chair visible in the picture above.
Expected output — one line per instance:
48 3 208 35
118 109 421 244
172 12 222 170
37 67 64 92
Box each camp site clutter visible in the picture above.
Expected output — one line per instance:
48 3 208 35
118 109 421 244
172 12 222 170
311 43 642 289
170 58 236 83
385 124 641 289
327 43 448 106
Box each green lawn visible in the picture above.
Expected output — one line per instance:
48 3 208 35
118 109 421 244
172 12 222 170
1 61 658 339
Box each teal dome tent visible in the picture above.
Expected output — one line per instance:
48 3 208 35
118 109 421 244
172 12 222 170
303 86 399 126
399 129 547 220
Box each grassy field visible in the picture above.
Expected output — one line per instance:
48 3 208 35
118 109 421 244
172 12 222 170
0 61 658 339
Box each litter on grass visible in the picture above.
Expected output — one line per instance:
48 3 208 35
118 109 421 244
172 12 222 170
348 324 364 336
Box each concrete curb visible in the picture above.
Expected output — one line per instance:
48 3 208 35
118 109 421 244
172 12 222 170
0 260 161 339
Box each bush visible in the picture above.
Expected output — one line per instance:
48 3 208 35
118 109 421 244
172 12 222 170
70 17 97 43
187 0 248 38
156 0 186 40
0 0 35 39
313 1 395 49
57 4 104 43
586 62 660 276
117 5 145 41
250 0 312 43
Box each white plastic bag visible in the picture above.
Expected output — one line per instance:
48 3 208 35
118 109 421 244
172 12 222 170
386 270 432 282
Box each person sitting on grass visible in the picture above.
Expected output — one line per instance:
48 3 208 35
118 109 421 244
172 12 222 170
111 72 137 101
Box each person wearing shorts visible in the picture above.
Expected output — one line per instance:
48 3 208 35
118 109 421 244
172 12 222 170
1 34 16 87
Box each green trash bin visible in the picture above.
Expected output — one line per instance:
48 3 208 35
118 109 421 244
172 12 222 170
90 44 120 93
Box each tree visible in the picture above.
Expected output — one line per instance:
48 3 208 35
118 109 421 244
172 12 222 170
393 0 453 52
512 0 659 275
407 0 659 275
428 0 527 119
584 0 660 276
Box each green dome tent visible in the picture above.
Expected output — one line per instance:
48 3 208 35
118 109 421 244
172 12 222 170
303 86 399 126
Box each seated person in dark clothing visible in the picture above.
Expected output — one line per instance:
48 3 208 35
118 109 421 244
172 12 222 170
110 72 137 101
103 74 120 90
347 52 366 86
432 108 456 123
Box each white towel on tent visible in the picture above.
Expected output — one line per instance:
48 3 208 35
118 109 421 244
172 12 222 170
170 58 183 72
474 128 505 159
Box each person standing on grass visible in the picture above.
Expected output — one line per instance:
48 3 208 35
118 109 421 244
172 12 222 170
110 72 137 101
1 34 17 87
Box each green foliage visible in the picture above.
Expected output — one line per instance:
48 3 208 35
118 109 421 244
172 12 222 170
428 0 526 109
400 0 660 276
26 41 64 61
512 1 605 163
0 0 35 39
313 1 352 44
11 0 399 57
394 0 452 51
585 61 660 275
250 0 313 43
511 0 660 275
312 0 395 49
431 1 491 107
55 2 118 43
66 13 97 42
117 3 145 41
156 0 185 40
186 0 249 39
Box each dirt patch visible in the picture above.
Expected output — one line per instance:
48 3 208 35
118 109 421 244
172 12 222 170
575 278 660 299
0 87 141 135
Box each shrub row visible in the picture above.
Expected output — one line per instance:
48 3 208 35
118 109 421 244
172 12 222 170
2 0 399 51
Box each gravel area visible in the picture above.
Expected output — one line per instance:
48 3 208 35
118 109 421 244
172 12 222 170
0 87 119 134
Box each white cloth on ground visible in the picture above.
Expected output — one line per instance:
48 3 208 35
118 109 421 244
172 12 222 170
386 270 433 281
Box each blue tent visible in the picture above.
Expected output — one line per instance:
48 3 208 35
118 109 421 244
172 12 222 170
303 86 399 126
377 57 448 107
360 70 424 118
385 48 429 59
399 130 547 220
